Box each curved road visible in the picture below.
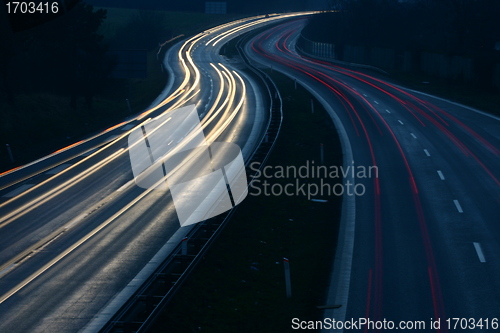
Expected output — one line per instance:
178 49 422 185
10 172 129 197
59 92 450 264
0 13 310 333
247 19 500 332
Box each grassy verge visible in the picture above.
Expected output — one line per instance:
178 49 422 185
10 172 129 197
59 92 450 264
299 50 499 117
0 9 245 174
0 46 165 173
152 70 343 332
99 8 244 40
385 70 500 117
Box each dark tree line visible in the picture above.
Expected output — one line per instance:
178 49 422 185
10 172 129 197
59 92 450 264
111 10 173 50
0 0 114 108
303 0 500 88
85 0 309 14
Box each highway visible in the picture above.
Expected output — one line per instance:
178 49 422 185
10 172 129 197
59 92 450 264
246 19 500 332
2 12 498 333
0 13 309 332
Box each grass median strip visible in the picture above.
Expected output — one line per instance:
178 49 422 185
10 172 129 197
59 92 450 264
153 71 343 332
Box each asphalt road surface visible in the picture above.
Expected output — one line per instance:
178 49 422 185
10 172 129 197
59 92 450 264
246 19 500 333
0 13 310 333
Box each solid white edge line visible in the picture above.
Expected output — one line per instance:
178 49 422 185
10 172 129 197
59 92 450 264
105 135 119 142
403 87 500 121
0 263 17 277
121 124 135 131
84 21 272 332
80 148 98 157
261 35 360 332
251 55 356 333
473 242 486 262
453 199 463 213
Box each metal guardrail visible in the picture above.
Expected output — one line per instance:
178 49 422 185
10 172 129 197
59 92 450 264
100 30 283 333
297 34 335 59
296 34 389 75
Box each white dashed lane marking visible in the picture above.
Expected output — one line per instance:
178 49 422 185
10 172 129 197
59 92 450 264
2 184 35 198
116 180 135 192
80 148 98 157
46 164 71 175
106 135 119 142
453 199 463 213
473 242 486 263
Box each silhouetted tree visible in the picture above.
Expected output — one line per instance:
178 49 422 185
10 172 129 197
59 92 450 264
1 0 112 108
47 1 110 108
0 9 17 105
304 0 500 88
